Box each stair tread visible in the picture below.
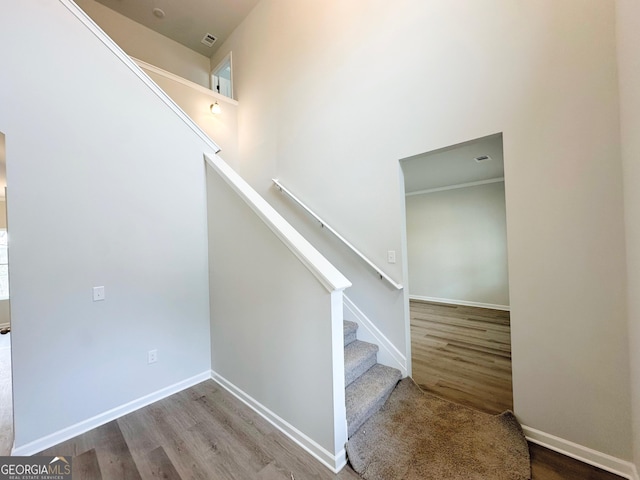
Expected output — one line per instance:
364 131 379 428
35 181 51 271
344 340 378 386
345 363 402 437
343 320 358 346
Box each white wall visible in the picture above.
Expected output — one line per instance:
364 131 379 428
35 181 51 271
617 0 640 472
0 199 9 327
139 66 239 169
0 0 213 449
211 0 632 460
406 182 509 308
75 0 211 87
206 165 346 467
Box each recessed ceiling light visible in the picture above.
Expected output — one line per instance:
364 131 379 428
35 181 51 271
152 7 165 18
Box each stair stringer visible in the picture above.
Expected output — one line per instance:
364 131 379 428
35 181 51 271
343 295 408 377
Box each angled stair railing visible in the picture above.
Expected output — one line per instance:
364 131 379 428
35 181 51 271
209 156 352 293
272 179 403 290
55 0 353 471
60 0 222 156
206 154 352 471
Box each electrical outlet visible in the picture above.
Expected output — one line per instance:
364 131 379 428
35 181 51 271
387 250 396 264
148 349 158 364
92 286 105 301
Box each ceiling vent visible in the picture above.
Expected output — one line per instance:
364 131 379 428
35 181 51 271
474 155 492 163
201 33 217 47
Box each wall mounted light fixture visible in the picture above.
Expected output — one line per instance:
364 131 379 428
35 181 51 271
210 102 221 115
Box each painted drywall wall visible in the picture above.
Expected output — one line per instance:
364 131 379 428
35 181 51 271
75 0 211 87
140 67 239 169
206 165 345 465
0 201 6 229
406 183 509 308
0 199 8 327
0 0 213 448
616 0 640 471
0 132 5 201
211 0 632 459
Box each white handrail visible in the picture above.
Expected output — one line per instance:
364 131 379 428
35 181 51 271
205 154 352 293
272 179 403 290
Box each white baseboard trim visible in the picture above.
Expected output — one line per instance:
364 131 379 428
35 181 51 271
409 294 510 312
343 295 407 376
523 425 639 480
11 371 211 456
210 370 346 473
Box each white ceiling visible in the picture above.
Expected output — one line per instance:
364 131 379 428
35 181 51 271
95 0 260 57
401 134 504 194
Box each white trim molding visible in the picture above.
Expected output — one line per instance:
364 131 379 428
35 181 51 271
343 295 408 376
206 154 351 293
58 0 221 155
523 425 639 480
11 371 211 456
210 370 347 473
409 294 510 312
131 57 239 106
273 179 403 290
405 177 504 197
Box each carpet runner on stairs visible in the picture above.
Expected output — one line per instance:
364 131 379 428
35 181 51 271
344 320 401 438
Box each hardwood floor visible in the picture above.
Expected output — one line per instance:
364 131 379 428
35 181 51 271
410 299 624 480
25 300 625 479
39 380 361 480
410 299 513 414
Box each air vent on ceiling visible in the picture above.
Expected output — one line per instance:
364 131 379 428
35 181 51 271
201 33 217 47
474 155 492 163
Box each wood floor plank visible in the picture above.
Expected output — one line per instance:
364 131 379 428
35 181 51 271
29 299 624 480
73 448 103 480
146 446 183 480
127 399 214 480
410 300 624 480
530 443 623 480
410 300 514 413
91 421 142 480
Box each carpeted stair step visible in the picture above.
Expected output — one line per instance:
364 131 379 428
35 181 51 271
343 320 358 346
346 363 402 438
345 340 378 387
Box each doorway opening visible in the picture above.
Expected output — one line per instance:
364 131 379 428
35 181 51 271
211 53 233 99
400 133 513 414
0 130 11 455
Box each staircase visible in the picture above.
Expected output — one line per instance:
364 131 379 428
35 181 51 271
344 320 402 437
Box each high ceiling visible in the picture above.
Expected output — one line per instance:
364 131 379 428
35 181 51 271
95 0 260 57
401 134 504 194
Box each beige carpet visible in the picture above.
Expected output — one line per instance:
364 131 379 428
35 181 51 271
346 378 530 480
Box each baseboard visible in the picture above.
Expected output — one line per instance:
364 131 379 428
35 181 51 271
343 295 408 376
11 371 211 456
409 294 510 312
523 425 639 480
210 370 346 473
